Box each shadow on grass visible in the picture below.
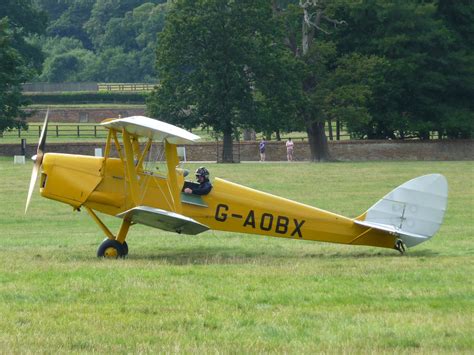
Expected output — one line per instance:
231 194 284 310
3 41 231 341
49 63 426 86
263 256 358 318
124 246 438 265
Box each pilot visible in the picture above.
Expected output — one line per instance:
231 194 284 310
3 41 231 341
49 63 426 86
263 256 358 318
184 167 212 195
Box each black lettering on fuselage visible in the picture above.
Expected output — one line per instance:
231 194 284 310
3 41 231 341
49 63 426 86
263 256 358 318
275 216 289 234
291 219 305 238
215 204 228 222
243 210 256 228
215 204 305 238
260 213 273 231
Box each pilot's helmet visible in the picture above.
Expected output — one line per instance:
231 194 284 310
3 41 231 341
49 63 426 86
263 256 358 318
195 166 210 180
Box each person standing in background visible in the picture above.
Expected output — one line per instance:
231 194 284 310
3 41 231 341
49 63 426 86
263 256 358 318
259 139 266 162
286 138 294 161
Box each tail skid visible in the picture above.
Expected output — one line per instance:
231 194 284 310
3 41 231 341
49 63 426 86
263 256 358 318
355 174 448 249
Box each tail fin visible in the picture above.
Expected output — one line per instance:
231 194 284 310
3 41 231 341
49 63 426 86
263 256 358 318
354 174 448 248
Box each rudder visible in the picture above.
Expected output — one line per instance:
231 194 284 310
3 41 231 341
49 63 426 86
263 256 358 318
355 174 448 248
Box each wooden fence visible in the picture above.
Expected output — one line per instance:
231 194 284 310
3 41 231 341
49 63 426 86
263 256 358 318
22 82 155 93
97 83 155 92
3 123 351 141
4 124 108 139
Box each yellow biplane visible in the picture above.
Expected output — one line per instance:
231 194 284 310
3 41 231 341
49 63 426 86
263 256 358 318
25 113 448 257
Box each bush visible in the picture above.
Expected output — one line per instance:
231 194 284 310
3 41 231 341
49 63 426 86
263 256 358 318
24 91 148 104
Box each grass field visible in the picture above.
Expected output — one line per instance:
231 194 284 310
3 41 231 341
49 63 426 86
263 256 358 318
0 159 472 353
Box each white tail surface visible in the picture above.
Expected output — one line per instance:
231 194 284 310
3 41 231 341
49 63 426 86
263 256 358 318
355 174 448 247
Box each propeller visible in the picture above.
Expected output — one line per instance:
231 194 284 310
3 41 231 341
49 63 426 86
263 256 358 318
25 109 49 213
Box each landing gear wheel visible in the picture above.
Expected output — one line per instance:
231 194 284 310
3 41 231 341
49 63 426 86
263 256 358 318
122 241 129 256
97 239 126 258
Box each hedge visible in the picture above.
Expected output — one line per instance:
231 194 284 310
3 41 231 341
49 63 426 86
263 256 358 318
24 91 149 104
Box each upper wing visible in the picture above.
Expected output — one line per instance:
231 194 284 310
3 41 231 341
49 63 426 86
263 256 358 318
117 206 209 235
101 116 200 144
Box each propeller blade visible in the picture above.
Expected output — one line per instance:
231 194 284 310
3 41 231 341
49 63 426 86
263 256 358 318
25 159 40 213
38 109 49 155
25 109 49 214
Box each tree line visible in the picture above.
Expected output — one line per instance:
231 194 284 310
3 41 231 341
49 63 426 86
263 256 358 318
0 0 472 161
148 0 473 161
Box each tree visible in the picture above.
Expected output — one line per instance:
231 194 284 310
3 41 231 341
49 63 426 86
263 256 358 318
84 0 166 50
333 0 473 139
320 53 391 139
33 0 168 83
148 0 298 162
276 0 347 161
34 36 97 82
43 0 96 49
436 0 474 138
0 19 30 134
0 0 46 133
0 0 47 71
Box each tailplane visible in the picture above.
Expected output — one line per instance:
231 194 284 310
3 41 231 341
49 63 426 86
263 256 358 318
355 174 448 249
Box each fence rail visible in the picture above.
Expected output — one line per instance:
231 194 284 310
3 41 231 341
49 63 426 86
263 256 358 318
3 124 109 139
2 123 351 141
97 83 155 92
22 82 155 93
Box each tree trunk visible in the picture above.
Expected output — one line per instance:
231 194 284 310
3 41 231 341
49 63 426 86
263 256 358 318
221 129 234 163
306 120 330 161
327 119 333 141
300 1 330 162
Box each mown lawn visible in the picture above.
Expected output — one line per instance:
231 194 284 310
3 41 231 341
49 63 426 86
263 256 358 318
0 159 472 353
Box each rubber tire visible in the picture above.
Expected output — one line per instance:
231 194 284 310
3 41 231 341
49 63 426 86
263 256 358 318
97 239 125 258
122 241 129 256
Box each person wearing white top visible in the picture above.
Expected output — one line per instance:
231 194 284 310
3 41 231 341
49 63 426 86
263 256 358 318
286 138 294 161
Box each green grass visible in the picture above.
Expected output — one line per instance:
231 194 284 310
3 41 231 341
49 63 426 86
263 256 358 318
0 159 473 352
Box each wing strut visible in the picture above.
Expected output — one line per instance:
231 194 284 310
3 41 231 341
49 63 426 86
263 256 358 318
165 140 182 213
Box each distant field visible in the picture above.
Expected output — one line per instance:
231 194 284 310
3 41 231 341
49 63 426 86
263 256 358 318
0 159 472 352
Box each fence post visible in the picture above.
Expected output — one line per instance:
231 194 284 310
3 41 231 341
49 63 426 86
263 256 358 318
21 138 26 155
38 125 41 137
94 125 97 137
77 125 80 137
56 125 59 137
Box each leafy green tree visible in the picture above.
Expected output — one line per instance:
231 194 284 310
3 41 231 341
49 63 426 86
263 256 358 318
0 0 47 71
84 0 165 50
320 53 391 139
148 0 298 162
435 0 474 138
0 1 46 133
334 0 473 139
43 0 95 49
0 19 30 134
276 0 347 161
97 2 167 82
34 0 167 83
35 36 97 82
93 47 141 82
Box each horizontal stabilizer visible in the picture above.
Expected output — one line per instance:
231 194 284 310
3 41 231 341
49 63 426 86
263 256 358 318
117 206 209 235
356 174 448 247
354 220 429 246
102 116 200 144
